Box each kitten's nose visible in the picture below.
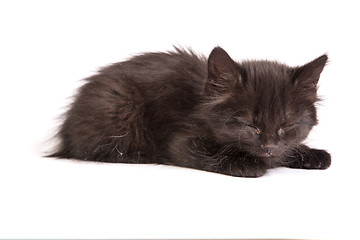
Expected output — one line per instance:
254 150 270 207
261 144 276 155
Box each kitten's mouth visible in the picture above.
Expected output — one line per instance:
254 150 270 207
260 152 275 158
258 149 282 158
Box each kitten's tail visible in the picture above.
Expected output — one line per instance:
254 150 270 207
45 142 72 159
44 127 73 159
46 147 71 159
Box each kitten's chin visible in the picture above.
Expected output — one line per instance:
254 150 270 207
257 152 283 159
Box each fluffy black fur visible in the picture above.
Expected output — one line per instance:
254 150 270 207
48 47 331 177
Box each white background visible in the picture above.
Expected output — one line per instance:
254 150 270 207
1 0 359 239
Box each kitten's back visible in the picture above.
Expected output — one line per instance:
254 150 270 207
49 48 207 162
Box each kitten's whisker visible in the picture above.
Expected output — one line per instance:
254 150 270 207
93 143 112 153
108 133 128 138
114 145 124 156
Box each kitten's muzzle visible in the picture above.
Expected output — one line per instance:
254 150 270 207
261 144 277 156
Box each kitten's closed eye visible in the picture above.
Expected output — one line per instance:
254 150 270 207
278 124 297 137
233 117 261 135
246 124 261 135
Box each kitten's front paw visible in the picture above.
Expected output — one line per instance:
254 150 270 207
307 149 331 169
239 168 267 178
226 161 268 178
288 148 331 170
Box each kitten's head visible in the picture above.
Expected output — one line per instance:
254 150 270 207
202 47 327 160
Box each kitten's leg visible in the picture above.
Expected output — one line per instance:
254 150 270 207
210 153 268 177
169 136 268 177
285 145 331 169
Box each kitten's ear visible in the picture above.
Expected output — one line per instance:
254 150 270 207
292 54 328 88
206 47 241 95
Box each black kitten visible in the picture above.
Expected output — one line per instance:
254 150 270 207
48 47 331 177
